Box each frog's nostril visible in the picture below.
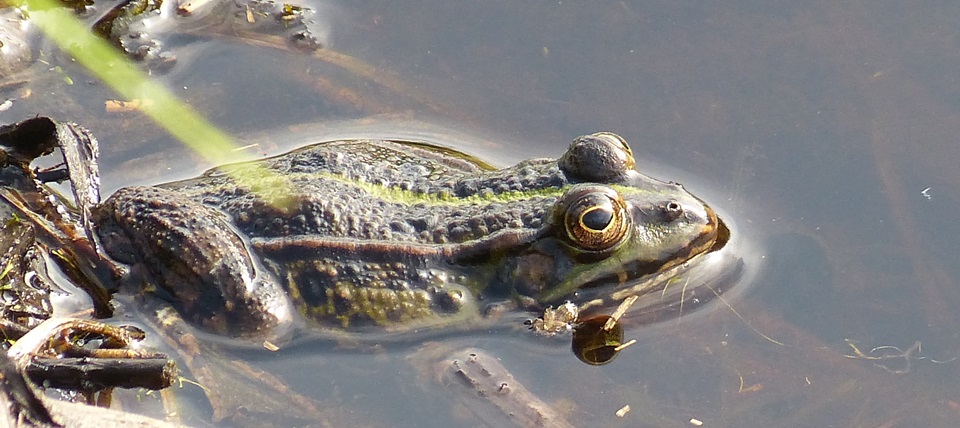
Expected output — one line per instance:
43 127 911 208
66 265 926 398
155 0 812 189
663 201 683 221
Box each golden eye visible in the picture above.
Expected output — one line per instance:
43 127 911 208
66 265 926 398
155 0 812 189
562 186 629 252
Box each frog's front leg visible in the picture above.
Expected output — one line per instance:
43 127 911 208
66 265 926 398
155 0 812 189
93 186 294 338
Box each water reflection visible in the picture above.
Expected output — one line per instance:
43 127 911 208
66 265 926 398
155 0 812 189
5 0 960 426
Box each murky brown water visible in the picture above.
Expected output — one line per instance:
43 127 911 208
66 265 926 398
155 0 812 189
4 1 960 426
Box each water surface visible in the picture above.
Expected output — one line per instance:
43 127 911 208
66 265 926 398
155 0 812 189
4 1 960 426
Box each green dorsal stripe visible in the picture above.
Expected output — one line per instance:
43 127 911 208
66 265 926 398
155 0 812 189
227 169 659 207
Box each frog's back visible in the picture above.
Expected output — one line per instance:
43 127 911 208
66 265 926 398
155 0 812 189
162 139 566 244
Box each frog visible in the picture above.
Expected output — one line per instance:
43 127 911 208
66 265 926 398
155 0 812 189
91 132 723 338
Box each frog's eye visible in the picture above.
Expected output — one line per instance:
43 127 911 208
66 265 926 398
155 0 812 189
558 132 636 182
562 187 629 252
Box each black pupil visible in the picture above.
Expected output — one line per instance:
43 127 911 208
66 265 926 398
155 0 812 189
581 207 613 231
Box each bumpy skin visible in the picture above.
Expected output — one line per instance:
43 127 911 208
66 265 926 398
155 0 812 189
181 141 561 243
94 187 294 337
93 134 719 337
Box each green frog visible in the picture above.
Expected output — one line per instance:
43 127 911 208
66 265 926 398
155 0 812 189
92 132 723 338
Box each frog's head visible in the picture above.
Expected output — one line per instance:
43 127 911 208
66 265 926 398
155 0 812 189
495 132 722 307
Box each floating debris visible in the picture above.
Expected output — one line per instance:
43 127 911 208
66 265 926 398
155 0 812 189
246 4 255 23
105 99 154 113
177 0 216 16
603 294 638 331
613 339 637 352
615 404 630 417
528 301 579 335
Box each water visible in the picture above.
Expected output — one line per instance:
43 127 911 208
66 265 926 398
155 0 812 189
4 1 960 426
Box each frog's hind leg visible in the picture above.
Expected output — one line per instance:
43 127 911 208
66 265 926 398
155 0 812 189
94 186 295 339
